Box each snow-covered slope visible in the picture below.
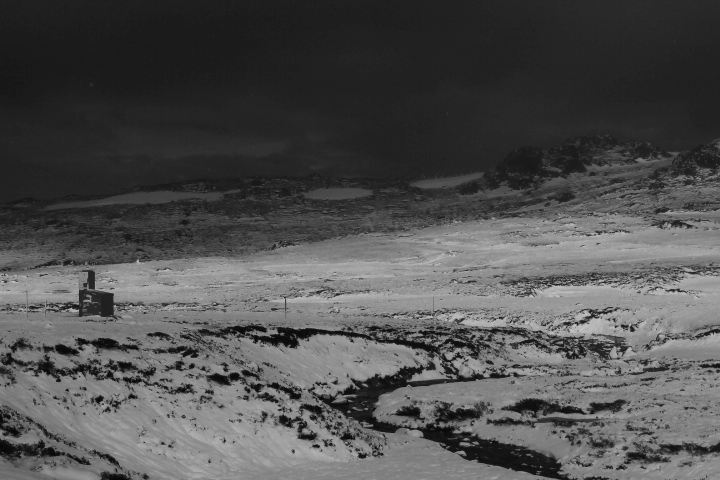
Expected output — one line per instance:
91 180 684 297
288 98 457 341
2 134 720 479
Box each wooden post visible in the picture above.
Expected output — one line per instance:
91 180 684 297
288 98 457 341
44 300 47 317
284 297 287 319
26 291 28 320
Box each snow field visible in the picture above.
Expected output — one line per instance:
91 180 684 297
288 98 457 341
375 363 720 479
44 190 242 211
0 323 437 479
410 173 484 189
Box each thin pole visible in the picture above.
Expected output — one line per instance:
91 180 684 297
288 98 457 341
432 296 435 321
284 297 287 319
26 291 28 320
44 300 47 317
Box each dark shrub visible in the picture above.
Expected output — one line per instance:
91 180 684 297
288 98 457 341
100 473 131 480
300 403 323 415
503 398 554 415
457 181 481 195
395 404 421 417
147 332 172 340
435 401 490 422
36 355 56 376
589 436 616 449
589 400 627 414
484 172 501 189
561 156 587 174
269 382 301 400
626 451 669 463
298 430 317 440
499 147 545 175
10 338 32 352
555 191 576 203
502 398 583 416
91 338 120 349
169 384 195 394
487 417 533 426
55 344 79 356
207 373 231 385
278 415 295 427
116 361 136 372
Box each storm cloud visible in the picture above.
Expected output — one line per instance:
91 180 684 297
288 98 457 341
2 0 720 201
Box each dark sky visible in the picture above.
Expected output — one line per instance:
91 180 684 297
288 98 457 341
3 0 720 202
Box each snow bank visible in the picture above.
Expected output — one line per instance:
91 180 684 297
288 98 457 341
410 173 483 189
45 190 241 210
247 437 543 480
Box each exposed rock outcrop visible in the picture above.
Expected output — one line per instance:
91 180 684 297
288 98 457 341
486 135 670 190
672 138 720 175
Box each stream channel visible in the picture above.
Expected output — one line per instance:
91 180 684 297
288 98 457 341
330 378 571 479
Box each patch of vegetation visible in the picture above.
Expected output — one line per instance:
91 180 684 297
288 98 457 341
589 436 616 449
0 365 15 383
36 355 56 376
55 344 79 356
457 181 482 195
435 401 491 422
207 373 232 385
487 417 533 426
589 399 627 414
169 383 195 394
77 338 138 351
115 361 137 372
278 415 296 428
90 449 120 467
659 442 720 455
555 191 576 202
298 430 318 440
300 403 323 415
147 332 172 340
258 392 278 403
652 220 695 230
395 404 421 417
100 473 131 480
626 451 669 463
269 382 302 400
0 438 60 459
502 398 583 417
10 338 32 352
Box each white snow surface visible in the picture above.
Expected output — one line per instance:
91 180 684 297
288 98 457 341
5 176 720 479
410 172 484 189
44 190 241 210
246 436 543 480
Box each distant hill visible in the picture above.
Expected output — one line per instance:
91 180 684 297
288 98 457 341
0 134 718 270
